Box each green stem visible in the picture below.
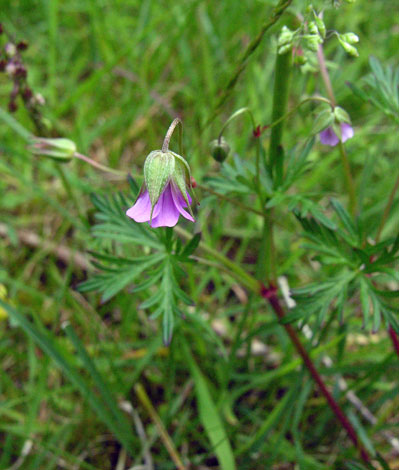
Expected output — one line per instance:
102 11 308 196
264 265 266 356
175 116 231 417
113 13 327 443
257 48 292 284
162 118 183 153
317 44 357 216
269 49 292 182
205 0 293 127
217 107 256 141
338 142 357 216
375 171 399 243
74 153 126 177
316 45 336 107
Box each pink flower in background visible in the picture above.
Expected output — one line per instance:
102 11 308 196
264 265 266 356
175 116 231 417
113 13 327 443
126 182 194 228
320 123 354 146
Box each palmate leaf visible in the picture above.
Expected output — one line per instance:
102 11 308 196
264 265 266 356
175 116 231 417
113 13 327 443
145 256 193 345
84 191 197 343
349 56 399 124
90 192 161 250
78 252 165 302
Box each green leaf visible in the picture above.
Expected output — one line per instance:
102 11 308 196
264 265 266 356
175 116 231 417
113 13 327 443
180 232 201 258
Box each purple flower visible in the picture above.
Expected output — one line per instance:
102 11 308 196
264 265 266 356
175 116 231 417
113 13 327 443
319 123 354 146
126 182 194 228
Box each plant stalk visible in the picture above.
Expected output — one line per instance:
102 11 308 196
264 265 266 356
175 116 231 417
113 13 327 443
162 118 183 153
338 142 357 216
261 284 371 464
206 0 293 127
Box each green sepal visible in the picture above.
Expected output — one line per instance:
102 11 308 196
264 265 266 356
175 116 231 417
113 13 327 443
312 109 335 134
144 150 175 220
170 151 198 208
334 106 351 124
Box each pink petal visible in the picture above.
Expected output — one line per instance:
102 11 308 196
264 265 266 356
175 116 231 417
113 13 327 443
126 190 160 223
171 185 194 222
150 184 180 228
341 123 354 143
319 126 339 146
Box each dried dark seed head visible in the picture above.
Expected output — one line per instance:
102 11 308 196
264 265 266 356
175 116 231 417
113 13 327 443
15 64 27 78
17 40 28 51
8 100 18 112
22 87 33 100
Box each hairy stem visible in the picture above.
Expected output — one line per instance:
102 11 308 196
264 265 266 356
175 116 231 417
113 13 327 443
74 152 126 176
317 44 336 107
162 118 183 153
205 0 293 127
317 44 357 216
269 49 292 183
338 142 357 216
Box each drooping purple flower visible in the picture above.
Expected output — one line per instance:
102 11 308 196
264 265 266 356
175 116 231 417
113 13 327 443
126 182 194 228
126 148 195 228
319 123 354 146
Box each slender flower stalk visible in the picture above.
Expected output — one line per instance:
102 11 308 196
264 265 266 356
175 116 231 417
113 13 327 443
317 44 357 215
338 142 357 215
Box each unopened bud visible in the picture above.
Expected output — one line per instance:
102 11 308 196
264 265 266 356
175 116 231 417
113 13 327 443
29 137 77 162
5 43 17 58
278 26 294 47
340 32 359 44
339 38 359 57
209 137 230 162
17 40 28 51
313 14 326 39
308 21 319 36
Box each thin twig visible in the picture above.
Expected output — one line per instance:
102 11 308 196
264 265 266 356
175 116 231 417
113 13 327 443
134 383 186 470
205 0 293 127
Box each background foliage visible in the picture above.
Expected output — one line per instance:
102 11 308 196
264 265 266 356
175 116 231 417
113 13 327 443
1 0 399 469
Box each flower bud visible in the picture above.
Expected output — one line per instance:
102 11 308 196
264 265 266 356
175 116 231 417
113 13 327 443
338 37 359 57
29 137 77 162
341 32 359 44
308 21 319 36
5 43 16 57
209 137 230 162
278 26 294 47
313 14 326 39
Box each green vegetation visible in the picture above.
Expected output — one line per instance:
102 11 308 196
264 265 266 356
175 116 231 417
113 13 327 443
1 1 399 468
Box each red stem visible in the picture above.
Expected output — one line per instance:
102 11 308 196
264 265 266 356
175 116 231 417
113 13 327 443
388 326 399 358
261 283 371 464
